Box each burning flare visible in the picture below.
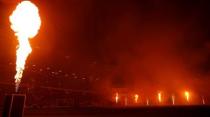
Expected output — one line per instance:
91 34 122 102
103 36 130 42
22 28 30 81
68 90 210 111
134 94 139 103
115 92 119 104
184 91 190 102
158 92 162 103
10 1 41 92
171 95 175 105
146 98 150 106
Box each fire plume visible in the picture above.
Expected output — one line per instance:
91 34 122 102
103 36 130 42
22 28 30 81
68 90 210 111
10 1 41 92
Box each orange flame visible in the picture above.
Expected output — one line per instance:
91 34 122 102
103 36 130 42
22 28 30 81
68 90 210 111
10 1 41 92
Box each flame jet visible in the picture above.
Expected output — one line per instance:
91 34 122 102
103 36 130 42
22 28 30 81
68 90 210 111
9 1 41 92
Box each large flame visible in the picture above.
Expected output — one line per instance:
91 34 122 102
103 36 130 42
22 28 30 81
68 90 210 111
10 1 41 92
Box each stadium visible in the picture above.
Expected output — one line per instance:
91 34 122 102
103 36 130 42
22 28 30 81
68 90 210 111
0 0 210 116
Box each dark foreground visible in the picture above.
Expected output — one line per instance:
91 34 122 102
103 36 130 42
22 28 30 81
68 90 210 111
15 106 210 117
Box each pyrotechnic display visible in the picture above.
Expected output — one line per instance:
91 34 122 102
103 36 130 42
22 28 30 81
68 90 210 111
111 90 207 106
9 1 41 92
1 0 210 116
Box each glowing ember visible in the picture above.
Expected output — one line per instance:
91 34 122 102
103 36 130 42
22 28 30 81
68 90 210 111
134 94 139 103
158 92 162 103
10 1 41 92
184 91 190 102
115 92 119 104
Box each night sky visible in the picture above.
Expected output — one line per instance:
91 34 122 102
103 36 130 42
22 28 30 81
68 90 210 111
0 0 210 96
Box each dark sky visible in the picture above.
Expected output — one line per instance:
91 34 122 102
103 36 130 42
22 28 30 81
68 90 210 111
1 0 210 95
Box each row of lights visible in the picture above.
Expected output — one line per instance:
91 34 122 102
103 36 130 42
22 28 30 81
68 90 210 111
114 91 206 106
